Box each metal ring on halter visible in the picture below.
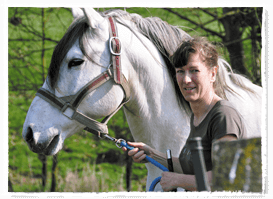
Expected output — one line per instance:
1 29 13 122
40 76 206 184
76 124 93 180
107 64 112 70
104 64 112 76
115 138 126 148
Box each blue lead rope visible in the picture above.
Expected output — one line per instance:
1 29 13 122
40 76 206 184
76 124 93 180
119 140 169 191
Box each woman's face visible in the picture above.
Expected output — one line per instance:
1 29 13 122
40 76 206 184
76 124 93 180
175 52 217 103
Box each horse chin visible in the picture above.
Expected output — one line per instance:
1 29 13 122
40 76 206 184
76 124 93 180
41 135 63 156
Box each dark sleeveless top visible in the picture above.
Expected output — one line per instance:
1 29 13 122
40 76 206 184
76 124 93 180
179 100 246 174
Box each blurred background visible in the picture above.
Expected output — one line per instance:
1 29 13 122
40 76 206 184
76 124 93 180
8 7 262 192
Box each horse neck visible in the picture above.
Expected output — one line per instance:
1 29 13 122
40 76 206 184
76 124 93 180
120 24 190 153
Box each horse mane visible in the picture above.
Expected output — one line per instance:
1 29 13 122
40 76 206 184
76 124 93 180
104 9 257 112
47 9 257 114
103 10 192 114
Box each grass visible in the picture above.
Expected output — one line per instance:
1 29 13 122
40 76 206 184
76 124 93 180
8 133 148 192
9 160 147 192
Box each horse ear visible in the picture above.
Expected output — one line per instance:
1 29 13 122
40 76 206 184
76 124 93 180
83 8 104 29
71 8 84 19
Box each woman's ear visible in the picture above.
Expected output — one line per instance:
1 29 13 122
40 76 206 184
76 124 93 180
211 66 218 82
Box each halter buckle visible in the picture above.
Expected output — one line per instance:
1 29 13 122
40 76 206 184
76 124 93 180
61 102 75 120
109 37 122 56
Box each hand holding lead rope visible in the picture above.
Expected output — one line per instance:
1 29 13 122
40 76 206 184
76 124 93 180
118 140 168 171
108 138 179 191
116 139 171 191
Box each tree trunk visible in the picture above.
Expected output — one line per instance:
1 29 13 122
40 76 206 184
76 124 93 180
38 154 47 190
8 178 13 192
126 153 133 191
220 8 249 76
41 8 46 82
251 26 261 85
50 155 58 192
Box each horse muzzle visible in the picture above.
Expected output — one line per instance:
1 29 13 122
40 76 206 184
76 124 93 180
23 124 61 155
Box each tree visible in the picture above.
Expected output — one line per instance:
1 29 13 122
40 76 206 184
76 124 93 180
161 7 262 85
220 8 262 83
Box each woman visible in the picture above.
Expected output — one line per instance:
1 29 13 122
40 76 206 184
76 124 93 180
122 37 247 191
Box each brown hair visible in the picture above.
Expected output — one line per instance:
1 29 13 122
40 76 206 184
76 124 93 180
170 36 221 108
170 36 219 69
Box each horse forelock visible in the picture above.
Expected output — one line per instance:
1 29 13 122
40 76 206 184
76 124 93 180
47 17 97 89
47 11 128 90
102 9 192 114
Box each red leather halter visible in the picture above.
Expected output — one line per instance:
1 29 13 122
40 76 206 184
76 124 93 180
36 17 130 137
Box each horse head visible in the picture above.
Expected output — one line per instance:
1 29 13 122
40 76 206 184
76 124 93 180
22 8 129 155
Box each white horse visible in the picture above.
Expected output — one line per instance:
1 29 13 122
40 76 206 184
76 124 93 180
22 8 262 191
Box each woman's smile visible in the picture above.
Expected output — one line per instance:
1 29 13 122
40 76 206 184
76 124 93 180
184 87 195 90
184 87 196 93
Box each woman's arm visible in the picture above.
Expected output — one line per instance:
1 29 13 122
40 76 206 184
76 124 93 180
160 134 237 191
160 170 212 192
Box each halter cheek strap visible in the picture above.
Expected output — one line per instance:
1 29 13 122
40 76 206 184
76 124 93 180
108 16 122 84
36 16 130 138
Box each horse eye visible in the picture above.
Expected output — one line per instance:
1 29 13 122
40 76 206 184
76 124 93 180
68 59 84 68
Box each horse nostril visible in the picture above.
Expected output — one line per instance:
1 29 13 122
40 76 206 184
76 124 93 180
25 127 34 143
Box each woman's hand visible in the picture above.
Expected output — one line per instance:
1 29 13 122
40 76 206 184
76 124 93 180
122 141 151 163
160 172 179 192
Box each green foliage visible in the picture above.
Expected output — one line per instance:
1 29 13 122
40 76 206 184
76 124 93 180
9 8 73 91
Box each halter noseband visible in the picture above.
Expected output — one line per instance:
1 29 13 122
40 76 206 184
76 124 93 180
36 17 130 138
